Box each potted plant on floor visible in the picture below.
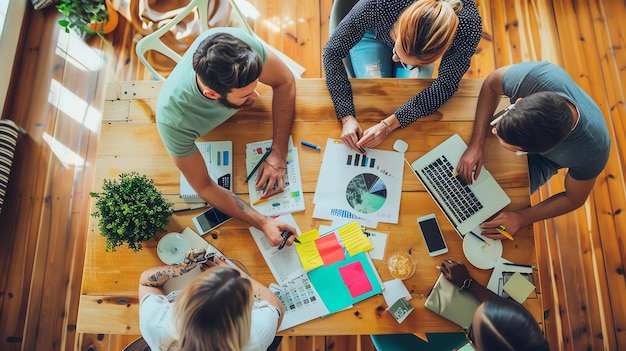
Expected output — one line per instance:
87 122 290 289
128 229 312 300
56 0 119 38
90 172 174 252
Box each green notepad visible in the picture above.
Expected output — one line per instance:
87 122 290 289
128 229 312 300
503 272 536 304
308 252 383 314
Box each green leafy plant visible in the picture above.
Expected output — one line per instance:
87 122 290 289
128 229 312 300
90 173 174 252
56 0 110 38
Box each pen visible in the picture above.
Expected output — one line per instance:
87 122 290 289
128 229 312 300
469 230 491 246
252 190 285 206
245 148 272 183
503 262 535 269
301 141 321 151
173 203 208 213
496 225 515 240
278 230 300 250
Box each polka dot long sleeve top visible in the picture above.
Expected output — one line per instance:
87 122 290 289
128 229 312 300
322 0 482 127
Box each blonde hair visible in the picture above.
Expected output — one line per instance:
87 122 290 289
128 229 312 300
393 0 462 64
165 267 254 351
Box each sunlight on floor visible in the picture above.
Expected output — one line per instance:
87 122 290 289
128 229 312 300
43 132 86 168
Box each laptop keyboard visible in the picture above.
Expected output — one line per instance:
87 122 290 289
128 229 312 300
421 156 483 222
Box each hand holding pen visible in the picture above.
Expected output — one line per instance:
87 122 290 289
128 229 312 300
180 248 206 273
481 212 522 241
278 230 301 250
339 116 365 153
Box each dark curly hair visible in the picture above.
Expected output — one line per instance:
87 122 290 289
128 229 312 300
496 91 573 153
192 32 263 97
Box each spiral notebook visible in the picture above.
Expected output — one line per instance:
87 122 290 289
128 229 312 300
180 141 232 202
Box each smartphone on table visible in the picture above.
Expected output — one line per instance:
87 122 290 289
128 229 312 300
192 207 232 235
417 213 448 257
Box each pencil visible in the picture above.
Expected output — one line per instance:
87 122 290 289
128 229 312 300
252 190 285 205
496 225 514 240
469 230 491 246
245 148 272 183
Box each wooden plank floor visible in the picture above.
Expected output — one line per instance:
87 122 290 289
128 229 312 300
0 1 624 350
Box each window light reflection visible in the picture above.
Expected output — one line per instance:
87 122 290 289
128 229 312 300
43 132 85 168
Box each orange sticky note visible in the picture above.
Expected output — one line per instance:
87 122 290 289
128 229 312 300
315 233 346 266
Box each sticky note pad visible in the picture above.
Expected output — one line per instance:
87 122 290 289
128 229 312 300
503 272 536 304
339 260 373 298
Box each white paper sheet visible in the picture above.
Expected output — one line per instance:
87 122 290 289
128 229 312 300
313 139 404 224
249 214 329 330
361 229 388 261
246 137 305 216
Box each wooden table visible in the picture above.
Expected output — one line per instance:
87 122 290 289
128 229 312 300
77 79 542 335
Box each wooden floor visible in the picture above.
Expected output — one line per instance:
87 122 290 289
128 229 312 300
0 0 624 350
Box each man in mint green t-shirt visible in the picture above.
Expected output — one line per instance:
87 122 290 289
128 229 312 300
156 28 297 247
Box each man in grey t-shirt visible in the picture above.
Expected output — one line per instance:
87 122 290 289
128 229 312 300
457 61 611 238
156 28 297 246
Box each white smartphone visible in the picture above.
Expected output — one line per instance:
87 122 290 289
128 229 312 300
417 214 448 257
192 207 232 235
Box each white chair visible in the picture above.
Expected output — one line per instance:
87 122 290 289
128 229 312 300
135 0 304 80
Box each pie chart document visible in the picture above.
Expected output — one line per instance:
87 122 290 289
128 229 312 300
313 139 405 225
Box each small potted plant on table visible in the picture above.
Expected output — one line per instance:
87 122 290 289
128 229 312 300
90 172 174 252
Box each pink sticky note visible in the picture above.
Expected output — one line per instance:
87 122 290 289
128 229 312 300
339 260 373 298
315 233 345 265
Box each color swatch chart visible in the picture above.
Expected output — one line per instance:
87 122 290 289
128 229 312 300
246 136 305 216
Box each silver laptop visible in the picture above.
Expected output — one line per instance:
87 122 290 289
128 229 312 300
410 134 510 237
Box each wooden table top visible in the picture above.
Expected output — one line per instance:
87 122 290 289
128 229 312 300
77 78 541 336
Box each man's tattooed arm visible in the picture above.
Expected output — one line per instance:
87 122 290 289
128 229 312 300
139 248 205 287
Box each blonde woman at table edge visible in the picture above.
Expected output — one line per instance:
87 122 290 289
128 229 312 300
323 0 482 152
138 248 285 351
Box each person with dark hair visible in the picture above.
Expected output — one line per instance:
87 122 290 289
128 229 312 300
323 0 482 153
371 260 548 350
439 260 549 351
139 249 284 351
156 28 297 246
457 61 611 238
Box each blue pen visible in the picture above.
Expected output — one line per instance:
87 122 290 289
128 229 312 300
301 141 321 151
469 230 491 246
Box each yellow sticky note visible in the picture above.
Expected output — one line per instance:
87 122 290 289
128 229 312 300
298 229 320 242
294 229 324 271
336 221 374 255
502 272 536 304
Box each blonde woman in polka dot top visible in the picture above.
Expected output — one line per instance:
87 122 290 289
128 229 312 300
323 0 482 153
